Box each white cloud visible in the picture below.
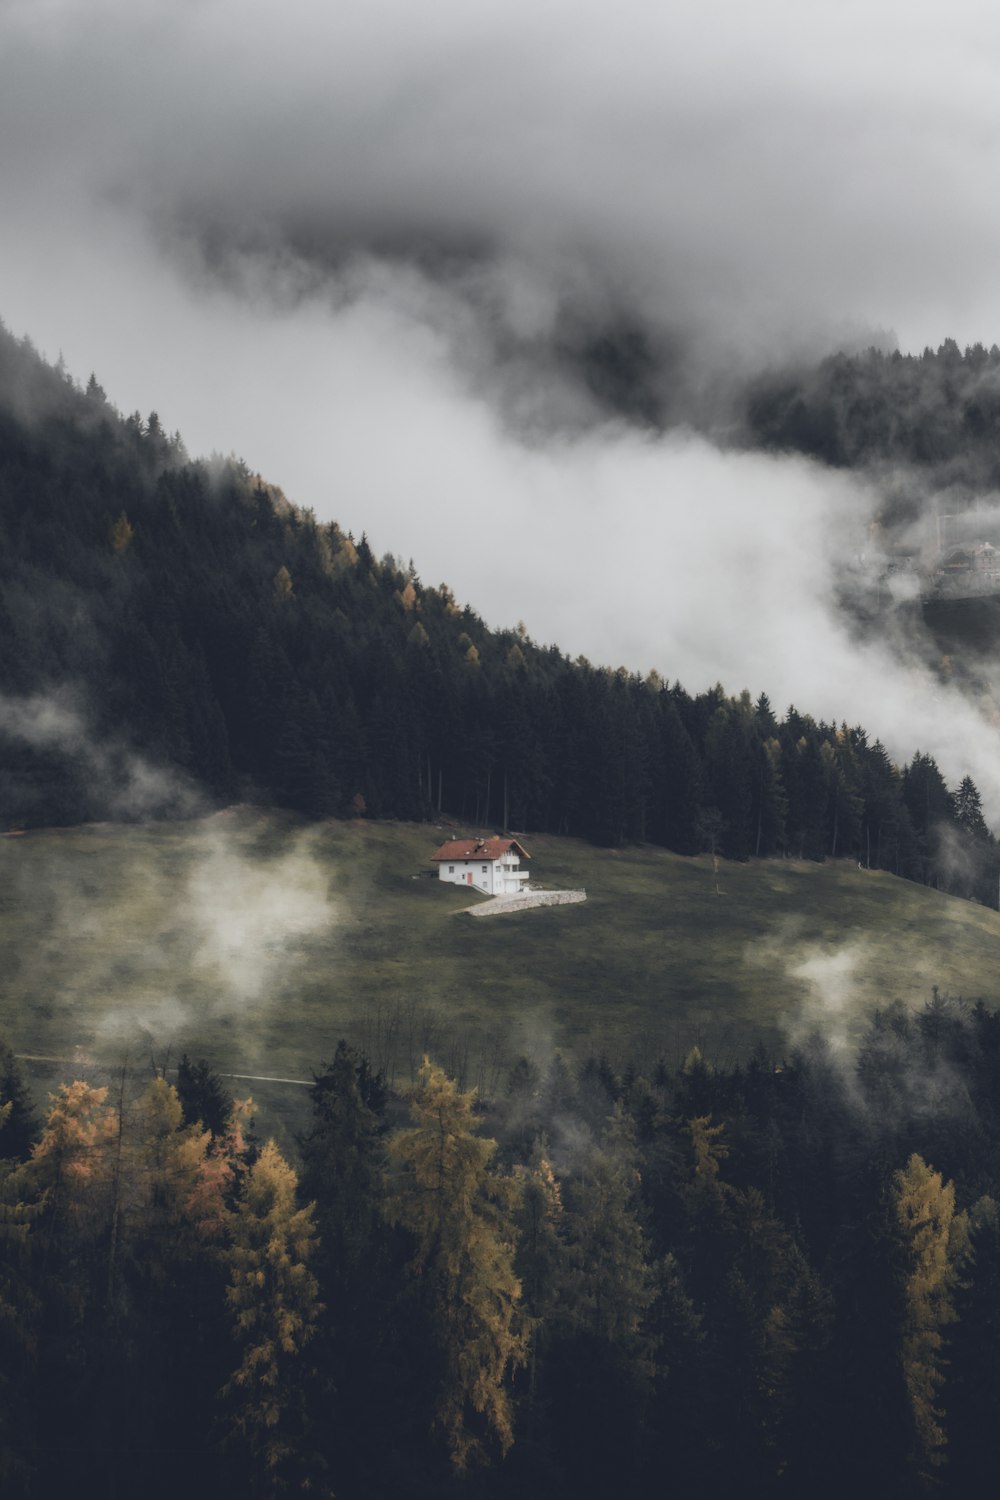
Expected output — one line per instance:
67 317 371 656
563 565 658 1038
3 0 1000 824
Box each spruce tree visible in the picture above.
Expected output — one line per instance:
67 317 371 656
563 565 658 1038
544 1106 657 1493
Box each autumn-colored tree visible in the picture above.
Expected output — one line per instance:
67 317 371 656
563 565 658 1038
126 1077 232 1276
272 564 294 602
892 1152 970 1476
386 1059 528 1473
10 1073 240 1493
109 509 134 554
15 1081 117 1288
688 1112 733 1207
222 1140 323 1497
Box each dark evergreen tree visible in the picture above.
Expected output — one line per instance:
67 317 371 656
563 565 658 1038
176 1054 234 1141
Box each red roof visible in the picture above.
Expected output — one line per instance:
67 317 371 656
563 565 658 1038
432 837 530 863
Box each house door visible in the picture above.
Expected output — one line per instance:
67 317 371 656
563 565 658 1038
467 872 473 884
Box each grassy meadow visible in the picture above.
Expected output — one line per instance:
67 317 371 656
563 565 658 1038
3 807 1000 1143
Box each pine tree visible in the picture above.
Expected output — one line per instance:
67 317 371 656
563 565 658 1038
822 730 864 859
954 774 989 839
947 1196 1000 1491
176 1054 235 1141
0 1037 36 1160
563 1105 657 1353
298 1041 386 1275
543 1106 657 1492
703 700 757 860
296 1042 392 1492
860 738 912 873
903 752 955 886
754 735 788 856
513 1148 567 1434
0 1102 39 1495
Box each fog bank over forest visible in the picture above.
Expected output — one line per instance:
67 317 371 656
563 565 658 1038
5 2 1000 813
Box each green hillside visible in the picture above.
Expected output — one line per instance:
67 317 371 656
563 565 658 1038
3 808 999 1137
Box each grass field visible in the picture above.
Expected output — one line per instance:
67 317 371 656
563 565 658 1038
3 807 1000 1144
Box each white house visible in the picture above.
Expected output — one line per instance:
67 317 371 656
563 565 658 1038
432 836 531 895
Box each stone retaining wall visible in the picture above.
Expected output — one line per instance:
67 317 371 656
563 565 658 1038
465 889 587 917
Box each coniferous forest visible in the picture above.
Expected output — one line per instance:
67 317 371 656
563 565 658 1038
8 321 1000 1498
745 338 1000 485
3 1000 1000 1499
2 322 998 906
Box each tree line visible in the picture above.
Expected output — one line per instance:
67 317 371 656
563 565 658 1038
744 338 1000 492
3 993 1000 1498
1 321 997 904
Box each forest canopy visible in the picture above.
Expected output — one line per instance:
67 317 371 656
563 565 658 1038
0 322 996 906
2 995 1000 1497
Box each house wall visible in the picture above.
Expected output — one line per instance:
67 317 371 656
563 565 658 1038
438 860 494 893
438 854 529 895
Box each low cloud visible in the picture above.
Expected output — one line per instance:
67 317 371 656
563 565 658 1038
0 689 204 822
8 815 341 1058
182 827 334 1007
3 0 1000 839
6 0 1000 357
786 943 871 1057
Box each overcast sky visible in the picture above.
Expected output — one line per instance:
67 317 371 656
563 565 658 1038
6 0 1000 807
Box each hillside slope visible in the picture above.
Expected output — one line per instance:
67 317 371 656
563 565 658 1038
4 320 1000 906
3 811 998 1103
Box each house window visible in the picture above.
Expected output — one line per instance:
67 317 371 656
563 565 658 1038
448 865 454 873
482 865 488 873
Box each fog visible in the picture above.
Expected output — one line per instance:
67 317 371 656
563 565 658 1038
4 0 1000 818
7 0 1000 355
2 813 340 1065
0 690 204 821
